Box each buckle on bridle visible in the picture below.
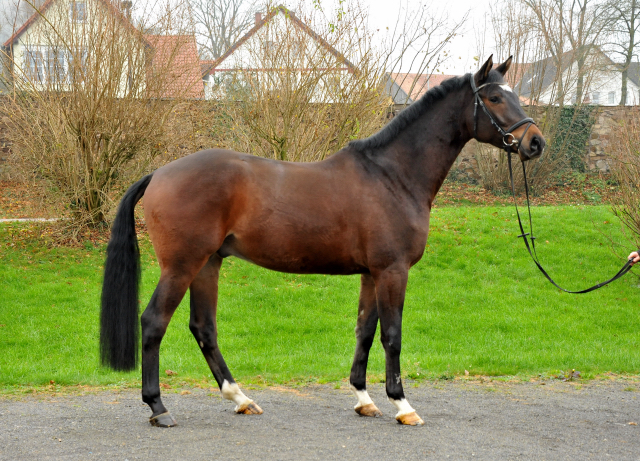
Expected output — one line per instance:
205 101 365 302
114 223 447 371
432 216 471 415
503 133 518 147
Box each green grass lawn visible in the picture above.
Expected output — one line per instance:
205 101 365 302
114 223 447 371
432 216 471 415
1 205 639 390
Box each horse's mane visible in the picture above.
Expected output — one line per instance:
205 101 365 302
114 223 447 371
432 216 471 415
349 73 472 152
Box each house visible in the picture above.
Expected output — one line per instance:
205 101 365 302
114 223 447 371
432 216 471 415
201 5 357 101
2 0 203 99
515 48 640 106
626 62 640 103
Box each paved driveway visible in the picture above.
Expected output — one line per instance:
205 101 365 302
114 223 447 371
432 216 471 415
1 380 639 460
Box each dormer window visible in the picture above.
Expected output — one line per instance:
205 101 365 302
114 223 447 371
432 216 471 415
70 1 86 22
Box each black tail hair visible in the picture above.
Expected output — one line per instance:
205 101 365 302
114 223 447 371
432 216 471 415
100 174 153 371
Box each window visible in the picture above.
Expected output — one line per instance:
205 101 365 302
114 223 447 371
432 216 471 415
264 41 277 55
24 49 45 83
608 91 615 104
70 1 86 22
66 48 87 82
592 91 600 104
23 47 86 85
46 49 66 83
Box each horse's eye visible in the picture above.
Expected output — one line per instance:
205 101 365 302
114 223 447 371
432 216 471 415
489 96 500 104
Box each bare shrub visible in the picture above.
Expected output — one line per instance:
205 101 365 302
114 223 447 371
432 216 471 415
609 108 640 248
205 0 464 162
1 0 200 232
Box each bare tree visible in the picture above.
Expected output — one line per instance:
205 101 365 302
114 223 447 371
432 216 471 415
379 0 466 107
522 0 612 106
189 0 258 59
609 108 640 249
564 0 613 104
606 0 640 105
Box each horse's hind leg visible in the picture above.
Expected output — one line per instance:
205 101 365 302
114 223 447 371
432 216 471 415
349 274 383 417
141 271 196 427
189 255 263 415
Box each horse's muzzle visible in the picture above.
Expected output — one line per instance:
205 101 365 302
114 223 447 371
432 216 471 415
521 134 545 161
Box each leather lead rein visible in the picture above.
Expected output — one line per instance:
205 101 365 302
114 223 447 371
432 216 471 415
469 74 636 293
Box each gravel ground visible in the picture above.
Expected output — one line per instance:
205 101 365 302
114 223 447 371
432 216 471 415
1 380 639 460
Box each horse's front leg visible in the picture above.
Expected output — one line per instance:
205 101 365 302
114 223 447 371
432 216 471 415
349 273 383 417
373 266 424 426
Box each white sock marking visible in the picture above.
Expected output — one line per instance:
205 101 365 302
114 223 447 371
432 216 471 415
221 379 253 411
350 384 374 409
389 398 415 418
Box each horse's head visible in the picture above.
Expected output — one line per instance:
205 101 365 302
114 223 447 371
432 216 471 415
471 55 545 161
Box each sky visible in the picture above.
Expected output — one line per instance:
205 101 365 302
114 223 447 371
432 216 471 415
362 0 493 75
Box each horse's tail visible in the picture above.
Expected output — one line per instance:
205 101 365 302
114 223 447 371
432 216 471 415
100 174 153 371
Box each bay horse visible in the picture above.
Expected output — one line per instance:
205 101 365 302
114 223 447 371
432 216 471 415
100 56 545 427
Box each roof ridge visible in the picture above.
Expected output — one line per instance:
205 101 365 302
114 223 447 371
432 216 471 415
3 0 148 49
201 4 356 76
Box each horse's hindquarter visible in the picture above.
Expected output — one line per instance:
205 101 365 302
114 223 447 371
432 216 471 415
144 149 429 275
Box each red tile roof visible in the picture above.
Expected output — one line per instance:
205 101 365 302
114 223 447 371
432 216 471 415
146 35 204 99
389 73 458 101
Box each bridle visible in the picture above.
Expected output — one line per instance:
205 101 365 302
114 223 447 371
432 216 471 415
469 73 536 148
469 74 635 293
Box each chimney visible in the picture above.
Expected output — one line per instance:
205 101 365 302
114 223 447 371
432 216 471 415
255 12 262 25
121 1 132 18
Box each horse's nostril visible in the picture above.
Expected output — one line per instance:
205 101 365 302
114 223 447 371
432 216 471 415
529 135 544 156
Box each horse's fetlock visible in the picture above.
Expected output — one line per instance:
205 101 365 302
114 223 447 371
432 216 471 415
142 391 160 405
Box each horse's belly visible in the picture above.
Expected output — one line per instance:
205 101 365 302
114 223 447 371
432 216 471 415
216 232 367 275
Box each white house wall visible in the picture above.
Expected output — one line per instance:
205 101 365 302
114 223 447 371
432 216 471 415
535 55 640 106
205 10 351 103
10 0 145 97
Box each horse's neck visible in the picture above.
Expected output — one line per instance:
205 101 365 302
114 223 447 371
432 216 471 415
386 90 472 206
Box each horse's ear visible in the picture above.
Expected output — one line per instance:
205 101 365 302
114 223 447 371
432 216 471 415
496 56 512 76
475 55 493 84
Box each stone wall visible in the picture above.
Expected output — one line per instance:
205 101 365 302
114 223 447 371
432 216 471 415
585 106 634 173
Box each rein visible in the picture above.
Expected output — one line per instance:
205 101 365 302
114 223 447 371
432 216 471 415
469 74 636 293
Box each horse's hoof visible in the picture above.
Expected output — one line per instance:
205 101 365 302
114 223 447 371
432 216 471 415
355 403 383 417
236 401 263 415
149 412 177 427
396 411 424 426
